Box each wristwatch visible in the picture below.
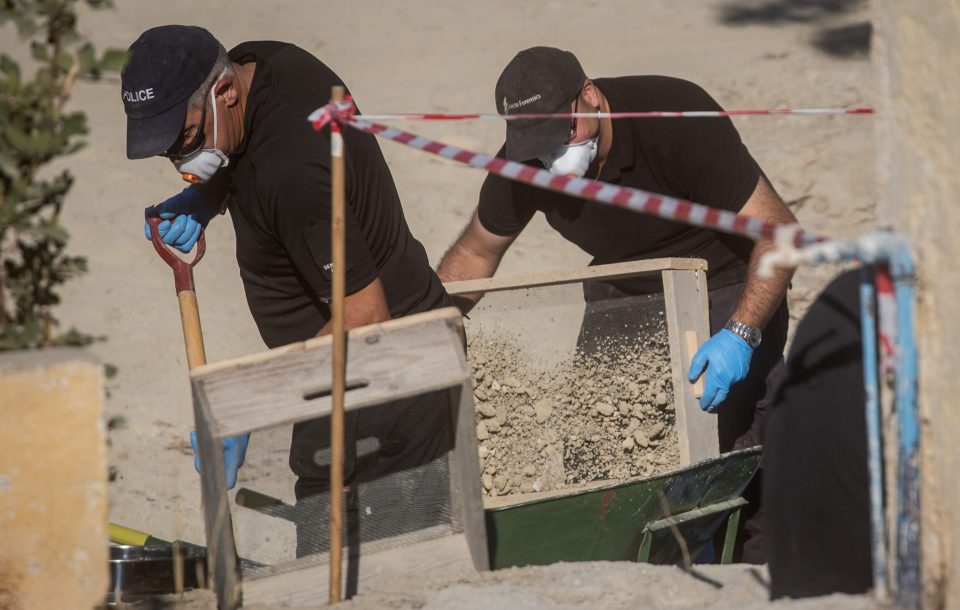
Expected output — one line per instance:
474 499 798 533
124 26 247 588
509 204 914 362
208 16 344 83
725 319 762 348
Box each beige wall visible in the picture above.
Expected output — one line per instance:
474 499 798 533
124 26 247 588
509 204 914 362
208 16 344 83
873 1 960 607
0 349 108 609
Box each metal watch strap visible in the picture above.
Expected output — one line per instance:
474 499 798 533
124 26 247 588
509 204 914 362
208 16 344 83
725 319 762 348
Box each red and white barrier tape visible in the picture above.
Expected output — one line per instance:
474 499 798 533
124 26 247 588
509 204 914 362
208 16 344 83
308 98 826 247
356 107 873 122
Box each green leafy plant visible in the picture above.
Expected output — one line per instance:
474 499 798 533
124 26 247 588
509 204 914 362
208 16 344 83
0 0 125 349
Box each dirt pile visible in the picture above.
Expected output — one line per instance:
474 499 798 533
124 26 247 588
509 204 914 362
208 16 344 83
467 323 679 497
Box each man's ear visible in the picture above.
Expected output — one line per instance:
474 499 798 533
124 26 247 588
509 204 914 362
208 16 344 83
217 71 240 108
581 79 601 108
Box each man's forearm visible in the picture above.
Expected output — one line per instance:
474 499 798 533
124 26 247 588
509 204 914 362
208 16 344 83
437 242 498 314
437 212 515 315
314 277 391 336
729 238 793 329
727 175 797 330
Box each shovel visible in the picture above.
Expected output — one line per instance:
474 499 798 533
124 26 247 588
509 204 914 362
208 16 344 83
145 212 207 370
143 211 209 594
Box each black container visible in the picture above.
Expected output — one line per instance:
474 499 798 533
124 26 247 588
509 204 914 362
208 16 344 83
105 544 208 605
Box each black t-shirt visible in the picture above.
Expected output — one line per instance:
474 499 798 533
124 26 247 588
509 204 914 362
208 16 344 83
220 41 449 348
478 75 761 294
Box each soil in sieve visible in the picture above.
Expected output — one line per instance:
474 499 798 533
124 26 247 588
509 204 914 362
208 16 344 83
467 321 680 498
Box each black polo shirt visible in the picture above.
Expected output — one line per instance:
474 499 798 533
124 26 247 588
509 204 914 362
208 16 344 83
222 41 449 348
478 75 761 294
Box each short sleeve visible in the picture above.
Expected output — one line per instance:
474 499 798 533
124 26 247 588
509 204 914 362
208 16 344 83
664 84 761 213
476 146 537 236
266 164 379 303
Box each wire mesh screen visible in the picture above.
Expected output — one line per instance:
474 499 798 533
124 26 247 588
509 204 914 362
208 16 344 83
464 279 680 500
228 393 457 579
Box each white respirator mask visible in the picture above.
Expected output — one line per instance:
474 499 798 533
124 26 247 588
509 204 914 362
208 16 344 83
539 137 599 177
178 71 230 184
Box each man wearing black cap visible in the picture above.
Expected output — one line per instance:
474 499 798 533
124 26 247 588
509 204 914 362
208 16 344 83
437 46 797 562
122 26 453 555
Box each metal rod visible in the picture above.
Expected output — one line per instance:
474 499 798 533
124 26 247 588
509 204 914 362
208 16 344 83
328 85 347 605
859 265 888 599
892 252 921 609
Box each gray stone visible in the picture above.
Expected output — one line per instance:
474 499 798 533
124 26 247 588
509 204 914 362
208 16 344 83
482 473 493 491
594 402 615 417
533 398 553 423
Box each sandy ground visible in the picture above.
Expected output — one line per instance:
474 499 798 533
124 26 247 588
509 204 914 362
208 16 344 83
2 0 875 606
143 564 886 610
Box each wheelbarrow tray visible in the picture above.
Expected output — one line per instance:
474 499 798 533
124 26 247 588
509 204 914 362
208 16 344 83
483 446 760 569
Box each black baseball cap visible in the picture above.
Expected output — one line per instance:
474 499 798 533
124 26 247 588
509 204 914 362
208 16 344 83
495 47 587 162
121 25 220 160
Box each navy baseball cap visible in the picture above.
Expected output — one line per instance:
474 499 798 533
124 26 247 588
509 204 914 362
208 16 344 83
121 25 220 159
495 47 587 162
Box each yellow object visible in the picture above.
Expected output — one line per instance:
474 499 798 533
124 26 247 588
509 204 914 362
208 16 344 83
109 523 151 546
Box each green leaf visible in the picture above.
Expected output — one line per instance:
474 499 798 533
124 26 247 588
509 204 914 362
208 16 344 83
61 112 87 138
30 41 49 62
76 42 96 76
56 51 74 72
35 220 70 245
0 54 21 88
51 327 98 347
97 48 127 73
4 127 33 155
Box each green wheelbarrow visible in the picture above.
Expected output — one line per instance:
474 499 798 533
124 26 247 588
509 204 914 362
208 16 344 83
483 446 760 568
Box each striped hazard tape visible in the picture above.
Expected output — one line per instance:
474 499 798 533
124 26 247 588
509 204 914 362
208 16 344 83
309 98 830 247
357 107 873 122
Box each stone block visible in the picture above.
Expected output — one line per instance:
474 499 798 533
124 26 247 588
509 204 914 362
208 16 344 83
0 348 107 610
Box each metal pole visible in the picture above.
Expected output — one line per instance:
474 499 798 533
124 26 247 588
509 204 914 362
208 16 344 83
892 251 921 609
859 265 888 599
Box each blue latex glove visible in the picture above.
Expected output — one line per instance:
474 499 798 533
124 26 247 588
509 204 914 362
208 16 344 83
189 430 250 490
144 189 210 253
688 328 754 413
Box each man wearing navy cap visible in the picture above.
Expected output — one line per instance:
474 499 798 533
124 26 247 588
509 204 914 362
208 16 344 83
437 46 798 562
122 26 453 555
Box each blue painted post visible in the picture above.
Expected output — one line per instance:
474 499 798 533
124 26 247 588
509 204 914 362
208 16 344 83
892 250 921 609
859 265 888 599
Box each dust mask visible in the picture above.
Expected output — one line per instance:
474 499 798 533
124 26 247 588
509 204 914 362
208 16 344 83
179 71 230 184
539 137 598 177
